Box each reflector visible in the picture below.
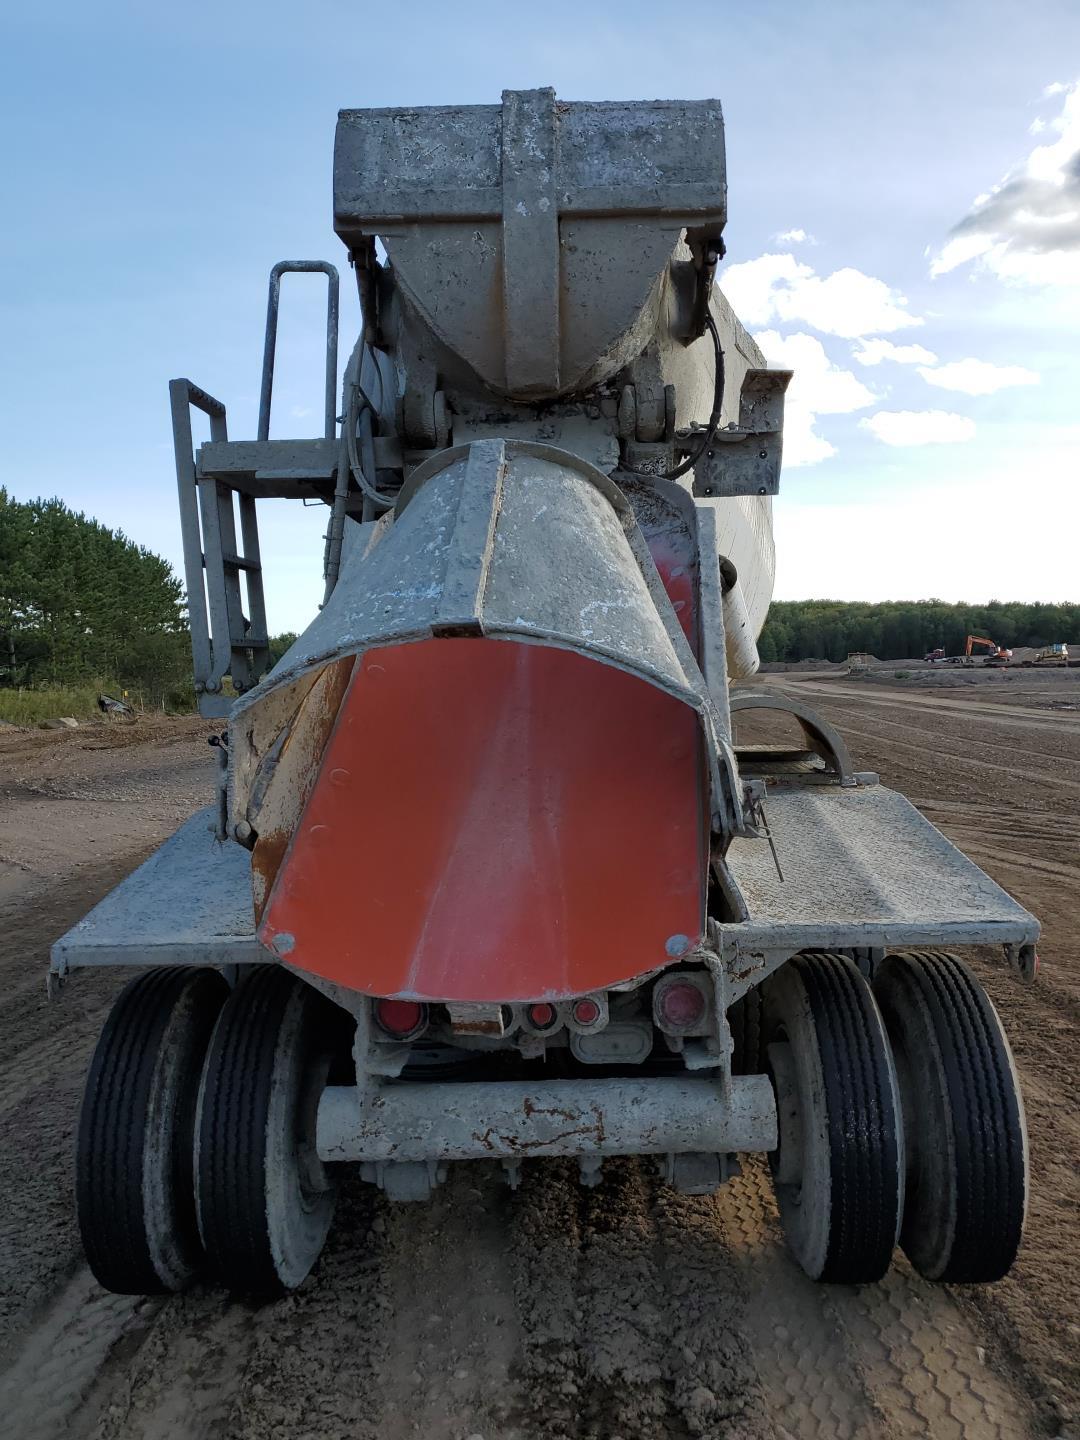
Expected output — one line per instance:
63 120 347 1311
375 999 427 1038
657 981 706 1030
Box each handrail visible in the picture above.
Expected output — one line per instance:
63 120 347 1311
258 261 339 442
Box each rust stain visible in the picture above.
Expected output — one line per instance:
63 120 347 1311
470 1122 604 1154
522 1096 577 1124
247 654 357 922
252 828 290 923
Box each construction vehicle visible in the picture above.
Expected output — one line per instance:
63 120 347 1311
54 91 1037 1300
966 634 1013 666
924 647 945 663
1021 643 1069 667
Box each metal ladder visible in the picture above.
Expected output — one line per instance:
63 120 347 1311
170 262 339 716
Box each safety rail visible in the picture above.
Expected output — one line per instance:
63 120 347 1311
258 261 339 442
169 379 269 717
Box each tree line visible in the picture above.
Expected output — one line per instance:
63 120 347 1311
0 489 192 705
3 488 1075 700
758 599 1080 664
0 490 304 710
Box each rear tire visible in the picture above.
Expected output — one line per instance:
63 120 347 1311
763 951 903 1283
874 950 1027 1282
196 967 348 1296
729 987 763 1074
76 967 228 1294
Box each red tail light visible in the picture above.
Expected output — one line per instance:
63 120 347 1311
374 998 428 1039
653 976 708 1034
526 1002 559 1031
572 998 601 1026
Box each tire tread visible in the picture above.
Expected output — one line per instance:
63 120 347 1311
76 967 225 1294
876 950 1025 1283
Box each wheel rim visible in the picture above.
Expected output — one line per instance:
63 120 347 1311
763 952 902 1283
264 990 339 1290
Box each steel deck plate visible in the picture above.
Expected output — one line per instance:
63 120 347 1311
52 786 1039 979
51 808 263 973
722 784 1039 950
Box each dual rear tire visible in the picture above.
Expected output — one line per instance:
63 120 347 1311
77 966 347 1297
760 949 1027 1285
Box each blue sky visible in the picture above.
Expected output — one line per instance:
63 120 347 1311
3 1 1078 633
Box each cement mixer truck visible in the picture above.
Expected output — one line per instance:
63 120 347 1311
54 91 1037 1299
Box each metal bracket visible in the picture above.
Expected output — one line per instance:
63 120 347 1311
692 368 792 498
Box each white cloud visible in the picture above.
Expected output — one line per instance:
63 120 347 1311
754 329 876 467
931 78 1080 286
860 410 976 447
853 338 938 366
773 435 1080 603
722 253 922 338
917 358 1040 395
774 227 816 245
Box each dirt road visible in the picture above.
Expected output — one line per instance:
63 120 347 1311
0 686 1076 1440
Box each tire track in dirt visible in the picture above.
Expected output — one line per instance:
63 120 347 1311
0 1270 151 1440
649 1174 773 1438
371 1167 525 1440
508 1160 586 1438
217 1179 385 1440
509 1157 772 1440
778 682 1080 736
800 705 1080 781
721 1161 1041 1439
819 721 1080 797
91 1292 253 1440
85 1179 386 1440
717 1161 883 1438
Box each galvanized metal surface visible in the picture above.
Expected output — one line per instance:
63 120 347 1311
234 440 697 705
170 380 269 715
692 368 792 499
50 808 263 975
730 691 856 785
50 780 1038 983
723 784 1041 950
334 91 726 400
316 1075 777 1163
257 261 339 443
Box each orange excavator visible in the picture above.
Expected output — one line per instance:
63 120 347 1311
965 635 1012 666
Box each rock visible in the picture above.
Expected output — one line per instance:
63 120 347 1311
39 716 79 730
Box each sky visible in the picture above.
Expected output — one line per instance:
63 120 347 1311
2 0 1079 635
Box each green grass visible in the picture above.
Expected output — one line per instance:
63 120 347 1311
0 683 112 727
0 678 194 727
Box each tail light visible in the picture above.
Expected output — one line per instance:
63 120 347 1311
568 995 608 1032
524 1002 560 1033
374 998 428 1040
653 974 710 1035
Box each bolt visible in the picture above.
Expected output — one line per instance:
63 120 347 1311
233 819 252 842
